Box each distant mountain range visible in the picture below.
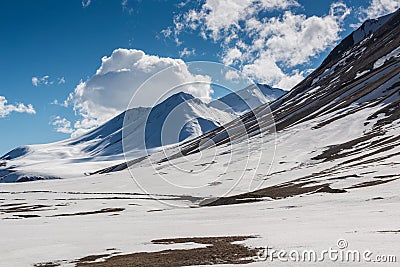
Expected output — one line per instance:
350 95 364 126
0 84 285 182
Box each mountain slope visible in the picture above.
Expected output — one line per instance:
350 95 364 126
209 84 285 113
0 85 283 182
102 9 400 204
1 11 399 267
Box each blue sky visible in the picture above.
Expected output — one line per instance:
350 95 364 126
0 0 398 155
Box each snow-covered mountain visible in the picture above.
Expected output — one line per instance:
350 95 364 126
1 11 400 267
97 9 400 203
209 84 285 113
352 12 395 44
0 84 283 182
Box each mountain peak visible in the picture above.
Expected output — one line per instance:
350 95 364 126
168 91 195 101
352 11 396 44
319 10 399 71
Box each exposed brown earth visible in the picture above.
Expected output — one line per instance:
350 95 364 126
345 178 398 189
0 204 52 213
377 230 400 233
49 207 125 217
34 236 258 267
201 182 342 206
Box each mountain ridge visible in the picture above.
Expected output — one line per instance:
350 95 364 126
102 9 400 204
0 84 284 182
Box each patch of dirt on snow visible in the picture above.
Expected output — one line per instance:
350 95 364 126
201 182 341 206
36 236 259 267
49 207 125 217
79 236 257 267
346 178 398 189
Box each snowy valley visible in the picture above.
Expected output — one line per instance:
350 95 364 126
0 8 400 267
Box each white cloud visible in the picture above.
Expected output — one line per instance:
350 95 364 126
167 0 299 45
32 75 65 87
0 96 36 118
240 5 349 88
50 99 68 107
172 1 351 90
359 0 400 20
224 69 240 81
50 116 73 134
82 0 92 8
58 77 66 84
222 47 242 65
242 54 287 85
31 75 51 86
177 0 190 8
66 48 212 135
161 27 173 38
178 0 300 41
31 77 39 87
179 47 196 58
275 70 305 90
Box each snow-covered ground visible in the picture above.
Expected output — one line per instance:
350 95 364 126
1 89 400 265
1 10 399 267
0 144 399 266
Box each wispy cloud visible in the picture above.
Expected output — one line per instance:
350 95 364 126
0 96 36 118
50 116 73 134
58 77 66 84
121 0 134 14
179 47 196 58
82 0 92 8
177 0 190 8
32 75 65 87
50 99 68 107
32 75 51 86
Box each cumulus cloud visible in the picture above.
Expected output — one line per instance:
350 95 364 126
66 48 212 135
224 69 240 81
50 116 73 134
178 0 300 41
359 0 400 20
171 1 351 90
0 96 36 118
222 47 242 65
